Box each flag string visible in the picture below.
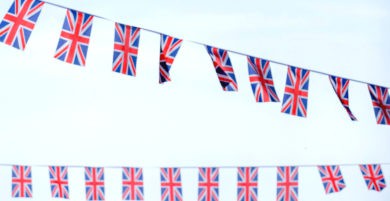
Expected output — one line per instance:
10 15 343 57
39 0 389 89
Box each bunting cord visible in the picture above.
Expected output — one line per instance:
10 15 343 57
37 0 389 89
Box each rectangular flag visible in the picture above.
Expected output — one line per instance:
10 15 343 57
122 167 144 200
317 165 345 194
49 166 69 199
159 34 183 83
367 84 390 125
198 167 219 201
276 166 298 201
85 167 105 201
329 76 357 121
12 165 33 198
237 167 258 201
359 164 386 191
0 0 44 50
160 168 183 201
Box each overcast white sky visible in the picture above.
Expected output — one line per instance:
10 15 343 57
0 0 389 200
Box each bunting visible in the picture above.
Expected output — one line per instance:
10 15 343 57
329 76 357 121
12 165 33 198
49 166 70 199
160 168 183 201
159 34 183 83
122 167 144 200
237 167 258 201
276 166 298 201
198 167 219 201
317 165 346 194
359 164 386 192
85 167 105 201
367 84 390 125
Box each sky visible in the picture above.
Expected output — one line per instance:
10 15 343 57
0 0 389 200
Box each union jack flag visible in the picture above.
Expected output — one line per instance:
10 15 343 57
198 167 219 201
122 167 144 200
49 166 69 199
247 56 279 102
329 76 357 121
54 9 94 66
317 165 345 194
0 0 44 50
160 168 183 201
367 84 390 125
276 166 298 201
206 46 238 91
281 66 310 117
359 164 386 191
112 23 140 76
237 167 258 201
12 165 33 198
159 34 183 83
85 167 105 201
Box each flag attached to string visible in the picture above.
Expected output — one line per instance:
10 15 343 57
161 168 183 201
277 166 298 201
367 84 390 125
54 9 93 66
198 167 219 201
329 76 357 121
359 164 386 191
85 167 105 201
49 166 69 199
206 46 238 91
317 165 346 194
237 167 258 201
0 0 44 50
12 165 33 198
281 66 310 117
122 167 144 201
159 34 183 83
112 23 140 76
247 56 279 102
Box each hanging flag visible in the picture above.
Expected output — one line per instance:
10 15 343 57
198 167 219 201
367 84 390 125
12 165 33 198
247 56 279 102
0 0 44 50
359 164 386 191
329 76 357 121
159 34 183 83
281 66 310 117
112 23 140 76
276 166 298 201
54 9 94 66
160 168 183 201
317 165 346 194
237 167 258 201
122 167 144 200
49 166 69 199
206 46 238 91
85 167 105 201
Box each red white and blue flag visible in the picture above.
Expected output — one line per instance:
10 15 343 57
112 23 140 76
54 9 93 66
85 167 105 201
367 84 390 125
160 168 183 201
159 34 183 83
247 56 279 102
122 167 144 200
359 164 386 191
206 46 238 91
237 167 258 201
276 166 298 201
49 166 69 199
317 165 345 194
329 76 357 121
198 167 219 201
0 0 44 50
281 66 310 117
12 165 33 198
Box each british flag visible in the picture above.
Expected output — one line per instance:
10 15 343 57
0 0 44 50
281 66 310 117
159 34 183 83
85 167 105 200
276 166 298 201
367 84 390 125
198 167 219 201
12 165 33 198
247 56 279 102
112 23 140 76
359 164 386 191
237 167 258 201
54 9 94 66
317 165 346 194
329 76 357 121
49 166 69 199
122 167 144 200
206 46 238 91
160 168 183 201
